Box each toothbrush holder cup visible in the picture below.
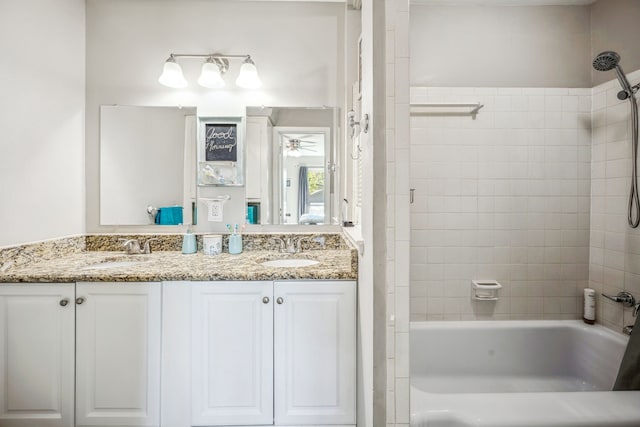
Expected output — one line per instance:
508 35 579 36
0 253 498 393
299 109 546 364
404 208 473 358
228 234 243 255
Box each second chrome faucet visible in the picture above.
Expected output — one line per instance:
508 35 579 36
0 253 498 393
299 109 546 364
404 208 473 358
121 238 157 255
271 235 327 253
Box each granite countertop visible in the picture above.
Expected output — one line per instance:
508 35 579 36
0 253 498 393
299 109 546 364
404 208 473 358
0 249 357 283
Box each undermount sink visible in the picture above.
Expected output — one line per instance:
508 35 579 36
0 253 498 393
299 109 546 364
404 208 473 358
260 258 320 268
257 253 320 268
82 256 150 271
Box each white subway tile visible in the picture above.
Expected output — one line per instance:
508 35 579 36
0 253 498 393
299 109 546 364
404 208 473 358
562 96 578 112
545 96 563 111
522 88 545 96
545 88 569 96
395 379 410 423
394 332 409 377
394 11 410 59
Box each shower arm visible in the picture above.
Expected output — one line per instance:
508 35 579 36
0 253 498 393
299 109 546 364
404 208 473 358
615 67 633 91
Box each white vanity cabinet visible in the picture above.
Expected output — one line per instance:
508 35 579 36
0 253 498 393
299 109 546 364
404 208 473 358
0 278 354 427
0 284 75 427
75 282 162 427
166 280 356 427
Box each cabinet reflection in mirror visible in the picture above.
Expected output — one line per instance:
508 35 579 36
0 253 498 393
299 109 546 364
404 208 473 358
100 106 197 226
245 106 339 225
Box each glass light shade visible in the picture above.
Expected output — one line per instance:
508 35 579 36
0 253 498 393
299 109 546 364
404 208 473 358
158 60 187 88
198 61 225 89
235 61 262 89
286 149 301 158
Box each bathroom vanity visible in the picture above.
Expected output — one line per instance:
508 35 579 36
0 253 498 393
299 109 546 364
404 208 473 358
0 234 357 427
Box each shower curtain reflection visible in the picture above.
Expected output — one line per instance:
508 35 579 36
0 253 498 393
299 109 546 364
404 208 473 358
298 166 310 219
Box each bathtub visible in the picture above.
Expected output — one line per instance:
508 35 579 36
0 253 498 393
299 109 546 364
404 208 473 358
410 320 640 427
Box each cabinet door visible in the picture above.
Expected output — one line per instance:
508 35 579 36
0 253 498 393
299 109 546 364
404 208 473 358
0 284 74 427
75 282 161 427
191 281 273 426
274 281 356 425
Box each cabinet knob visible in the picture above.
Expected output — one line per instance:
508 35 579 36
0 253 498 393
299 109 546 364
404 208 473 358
276 297 284 305
262 296 270 304
75 297 86 305
59 298 69 307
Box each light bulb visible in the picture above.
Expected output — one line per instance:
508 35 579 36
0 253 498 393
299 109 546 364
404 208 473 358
236 58 262 89
198 60 225 89
158 58 187 88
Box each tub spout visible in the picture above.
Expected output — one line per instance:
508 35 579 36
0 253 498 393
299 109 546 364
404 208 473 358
623 325 633 336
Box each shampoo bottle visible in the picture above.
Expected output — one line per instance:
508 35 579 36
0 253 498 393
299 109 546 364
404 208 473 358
583 288 595 324
182 226 197 254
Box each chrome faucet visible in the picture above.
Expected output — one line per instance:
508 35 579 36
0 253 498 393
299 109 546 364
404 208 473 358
121 238 157 255
270 237 297 253
270 235 327 254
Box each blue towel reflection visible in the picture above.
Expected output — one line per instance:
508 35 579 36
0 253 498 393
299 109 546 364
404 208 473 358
155 206 183 225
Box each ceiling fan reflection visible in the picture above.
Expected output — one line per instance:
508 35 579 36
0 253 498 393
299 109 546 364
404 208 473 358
283 137 318 157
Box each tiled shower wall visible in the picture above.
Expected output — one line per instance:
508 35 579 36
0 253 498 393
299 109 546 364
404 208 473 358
409 87 592 321
589 69 640 332
385 0 411 426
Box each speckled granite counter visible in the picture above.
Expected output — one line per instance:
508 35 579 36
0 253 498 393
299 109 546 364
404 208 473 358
0 234 357 283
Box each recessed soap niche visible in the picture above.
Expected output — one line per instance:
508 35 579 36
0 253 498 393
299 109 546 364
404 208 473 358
471 280 502 301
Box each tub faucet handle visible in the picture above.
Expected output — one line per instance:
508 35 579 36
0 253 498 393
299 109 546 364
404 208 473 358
602 291 636 308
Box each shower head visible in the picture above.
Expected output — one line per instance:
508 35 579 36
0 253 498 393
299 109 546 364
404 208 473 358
593 51 621 72
593 51 634 98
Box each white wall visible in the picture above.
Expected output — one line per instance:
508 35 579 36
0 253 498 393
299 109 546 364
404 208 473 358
0 0 85 247
410 87 592 320
85 0 345 233
591 0 640 86
410 5 592 88
589 69 640 331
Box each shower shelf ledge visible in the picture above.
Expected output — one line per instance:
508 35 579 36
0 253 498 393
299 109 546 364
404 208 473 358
410 102 484 119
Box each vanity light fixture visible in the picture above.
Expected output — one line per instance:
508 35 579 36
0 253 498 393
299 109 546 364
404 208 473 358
158 53 262 89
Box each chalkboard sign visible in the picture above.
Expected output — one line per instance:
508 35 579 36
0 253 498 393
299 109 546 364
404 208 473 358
204 124 238 162
198 117 244 186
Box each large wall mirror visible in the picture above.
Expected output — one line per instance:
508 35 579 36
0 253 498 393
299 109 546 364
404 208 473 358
99 105 340 227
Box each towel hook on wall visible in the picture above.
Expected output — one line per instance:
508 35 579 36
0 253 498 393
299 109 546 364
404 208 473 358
347 110 369 137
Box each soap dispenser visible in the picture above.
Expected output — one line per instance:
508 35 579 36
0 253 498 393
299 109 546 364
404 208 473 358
182 226 197 254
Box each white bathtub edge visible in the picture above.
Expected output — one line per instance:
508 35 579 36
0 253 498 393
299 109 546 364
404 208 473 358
411 387 640 427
